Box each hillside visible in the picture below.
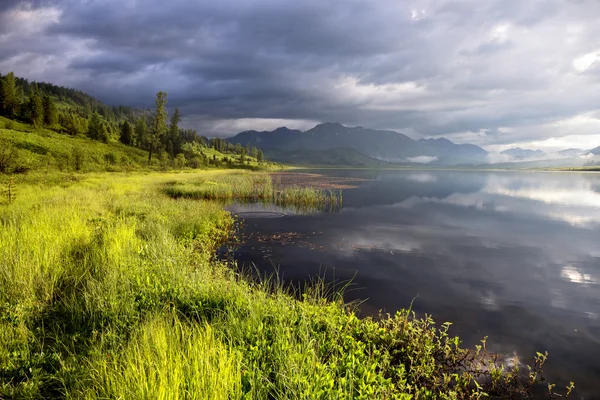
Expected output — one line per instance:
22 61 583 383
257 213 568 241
227 122 488 166
0 116 273 173
0 72 274 173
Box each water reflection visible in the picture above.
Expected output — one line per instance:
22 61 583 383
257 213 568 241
232 170 600 397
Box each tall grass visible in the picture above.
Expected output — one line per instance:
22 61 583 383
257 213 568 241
163 171 343 212
81 315 242 399
0 170 567 399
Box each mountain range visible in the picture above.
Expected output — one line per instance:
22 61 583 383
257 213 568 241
228 122 488 166
227 122 600 167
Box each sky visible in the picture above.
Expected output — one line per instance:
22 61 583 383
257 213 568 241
1 0 600 151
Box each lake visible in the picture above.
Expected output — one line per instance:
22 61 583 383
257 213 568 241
228 169 600 397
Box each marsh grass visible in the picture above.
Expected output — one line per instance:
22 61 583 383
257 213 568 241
0 170 570 399
163 171 343 212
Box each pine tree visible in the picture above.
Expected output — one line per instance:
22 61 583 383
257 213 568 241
257 149 264 163
167 108 181 156
42 94 57 126
119 120 133 145
148 91 168 163
28 84 44 128
87 112 108 142
0 72 19 118
134 117 147 148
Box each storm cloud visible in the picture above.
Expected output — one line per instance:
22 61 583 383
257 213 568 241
1 0 600 149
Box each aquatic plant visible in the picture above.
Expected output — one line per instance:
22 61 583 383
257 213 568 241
163 171 343 212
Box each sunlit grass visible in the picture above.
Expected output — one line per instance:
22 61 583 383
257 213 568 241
162 171 343 212
0 169 566 398
80 315 242 400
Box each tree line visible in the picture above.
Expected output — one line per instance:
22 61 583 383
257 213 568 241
0 71 265 166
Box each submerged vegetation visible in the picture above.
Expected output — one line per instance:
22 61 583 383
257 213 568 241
163 171 343 212
0 170 573 399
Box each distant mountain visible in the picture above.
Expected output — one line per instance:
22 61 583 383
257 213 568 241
500 147 545 160
557 148 585 157
266 147 391 167
588 146 600 155
227 122 488 166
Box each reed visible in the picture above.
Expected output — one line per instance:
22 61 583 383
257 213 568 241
163 171 343 212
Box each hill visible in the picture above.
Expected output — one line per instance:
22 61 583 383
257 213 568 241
0 72 275 173
500 147 545 160
558 148 585 157
0 116 274 173
227 122 488 166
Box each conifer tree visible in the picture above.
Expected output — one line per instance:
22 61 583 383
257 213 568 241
148 91 168 163
134 117 147 148
28 84 44 128
42 94 58 126
87 112 108 142
167 107 181 156
119 120 133 145
0 72 19 118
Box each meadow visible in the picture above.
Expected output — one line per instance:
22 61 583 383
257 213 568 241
0 168 572 399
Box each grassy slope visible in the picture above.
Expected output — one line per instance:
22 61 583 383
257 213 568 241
0 116 274 172
0 116 149 171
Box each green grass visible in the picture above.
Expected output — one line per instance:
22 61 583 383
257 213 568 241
0 170 570 398
0 115 151 172
0 116 282 173
162 171 343 212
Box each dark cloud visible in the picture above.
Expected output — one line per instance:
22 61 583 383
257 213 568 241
1 0 600 147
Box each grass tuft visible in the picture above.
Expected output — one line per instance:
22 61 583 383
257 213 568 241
163 171 342 212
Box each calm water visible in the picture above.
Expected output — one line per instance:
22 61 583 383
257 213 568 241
230 170 600 397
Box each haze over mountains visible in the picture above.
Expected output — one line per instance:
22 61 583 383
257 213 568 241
228 122 487 166
500 148 545 160
227 122 600 167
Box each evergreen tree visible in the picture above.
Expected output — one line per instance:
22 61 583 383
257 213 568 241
28 84 44 128
60 112 86 136
87 112 109 142
42 94 58 126
257 149 264 163
0 72 20 118
166 108 181 156
148 91 168 163
119 120 133 145
134 117 147 148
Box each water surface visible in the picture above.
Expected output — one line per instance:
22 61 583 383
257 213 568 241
230 170 600 397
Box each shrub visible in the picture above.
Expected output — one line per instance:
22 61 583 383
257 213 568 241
104 152 117 165
174 153 187 169
72 147 85 171
188 157 203 169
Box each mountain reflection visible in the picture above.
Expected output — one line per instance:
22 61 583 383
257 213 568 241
233 170 600 395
